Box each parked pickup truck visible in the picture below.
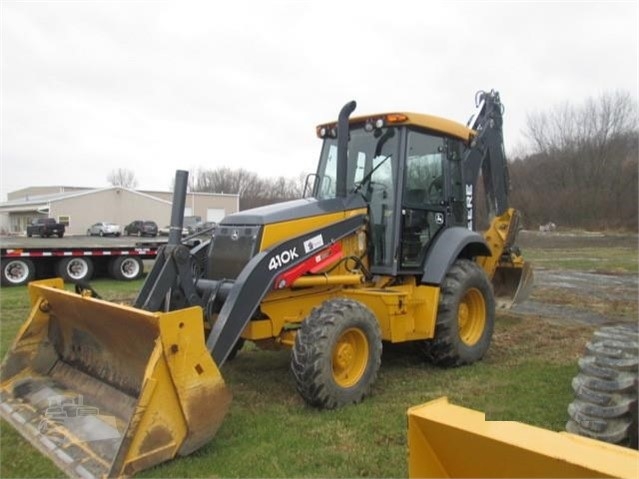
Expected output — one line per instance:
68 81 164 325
26 218 66 238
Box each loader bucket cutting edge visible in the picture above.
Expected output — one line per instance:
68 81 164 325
492 260 534 309
0 278 231 478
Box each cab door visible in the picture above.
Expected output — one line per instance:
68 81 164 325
399 130 465 270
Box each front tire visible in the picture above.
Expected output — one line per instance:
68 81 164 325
291 298 382 409
421 259 495 367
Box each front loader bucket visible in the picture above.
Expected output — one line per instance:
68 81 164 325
492 260 534 309
407 397 639 478
0 278 231 478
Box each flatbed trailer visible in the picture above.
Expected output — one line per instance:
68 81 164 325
0 237 169 286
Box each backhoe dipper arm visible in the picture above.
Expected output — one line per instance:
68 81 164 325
462 90 510 229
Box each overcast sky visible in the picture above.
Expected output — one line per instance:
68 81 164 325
1 1 637 199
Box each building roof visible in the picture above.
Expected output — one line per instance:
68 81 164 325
0 187 172 213
140 189 240 198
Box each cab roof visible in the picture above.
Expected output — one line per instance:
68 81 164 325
317 112 475 142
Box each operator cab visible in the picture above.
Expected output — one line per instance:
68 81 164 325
313 113 473 276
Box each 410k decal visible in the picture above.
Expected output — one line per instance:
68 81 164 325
268 248 299 271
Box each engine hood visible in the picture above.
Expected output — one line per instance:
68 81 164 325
219 195 367 226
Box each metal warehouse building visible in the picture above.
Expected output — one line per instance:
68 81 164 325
0 186 239 236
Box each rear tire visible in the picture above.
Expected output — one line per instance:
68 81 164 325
291 298 382 409
109 256 143 281
421 259 495 367
1 258 35 286
56 257 94 282
566 324 638 449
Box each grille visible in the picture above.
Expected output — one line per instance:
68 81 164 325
206 226 262 280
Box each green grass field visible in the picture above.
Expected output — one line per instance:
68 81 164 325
0 241 636 477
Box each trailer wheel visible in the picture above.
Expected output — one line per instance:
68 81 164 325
566 324 638 449
109 256 143 281
1 258 35 286
291 298 382 409
421 259 495 367
56 257 94 282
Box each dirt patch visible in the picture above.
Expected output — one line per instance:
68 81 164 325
510 269 637 326
490 314 593 365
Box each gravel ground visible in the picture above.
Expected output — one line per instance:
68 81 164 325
511 230 637 326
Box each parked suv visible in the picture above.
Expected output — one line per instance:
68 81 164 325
124 220 158 237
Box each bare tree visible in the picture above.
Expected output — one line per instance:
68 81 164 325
107 168 139 189
512 90 638 230
192 167 308 210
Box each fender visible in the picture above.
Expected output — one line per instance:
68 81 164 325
421 227 491 286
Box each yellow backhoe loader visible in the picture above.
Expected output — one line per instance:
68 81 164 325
1 90 533 477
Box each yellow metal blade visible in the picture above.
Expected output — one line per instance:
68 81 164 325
408 397 639 478
1 279 231 478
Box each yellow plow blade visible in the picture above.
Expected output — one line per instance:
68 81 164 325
0 279 231 478
407 397 639 478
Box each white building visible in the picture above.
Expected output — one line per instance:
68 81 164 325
0 185 239 236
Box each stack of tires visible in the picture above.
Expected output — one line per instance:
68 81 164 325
567 324 638 449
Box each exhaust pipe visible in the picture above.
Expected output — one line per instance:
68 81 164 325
168 170 189 245
336 100 357 198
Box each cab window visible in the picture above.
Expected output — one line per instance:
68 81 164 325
401 130 446 268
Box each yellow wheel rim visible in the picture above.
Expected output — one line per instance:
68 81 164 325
458 288 486 346
332 328 369 388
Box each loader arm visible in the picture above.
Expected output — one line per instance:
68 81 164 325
206 213 367 365
131 170 368 366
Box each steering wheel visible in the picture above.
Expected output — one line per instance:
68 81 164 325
427 176 443 203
